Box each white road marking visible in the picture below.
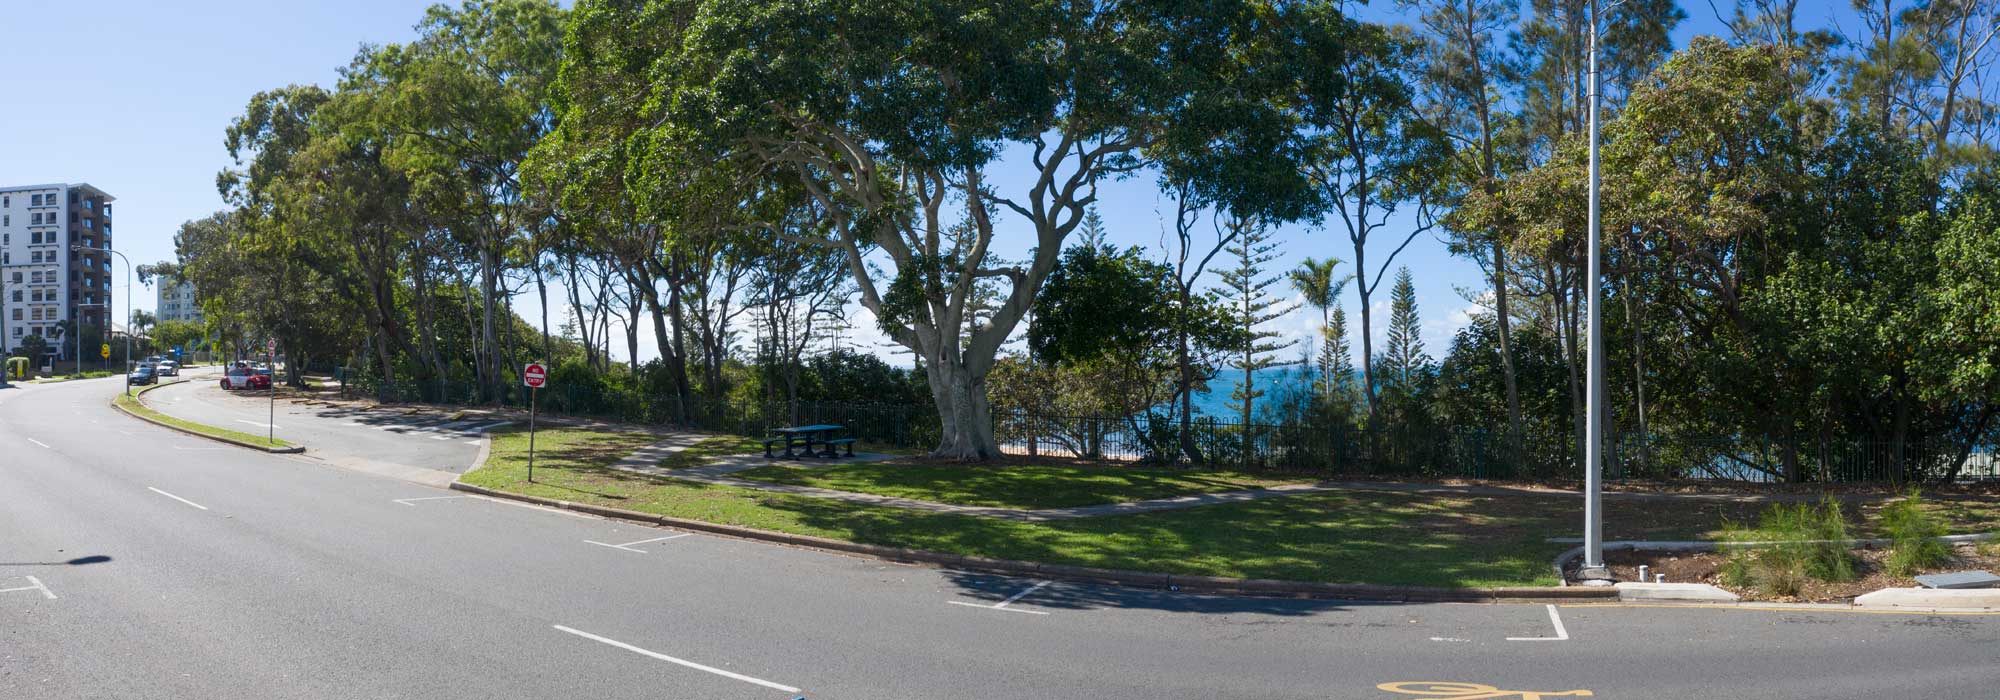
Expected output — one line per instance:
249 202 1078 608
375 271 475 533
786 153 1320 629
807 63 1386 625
948 580 1053 615
583 534 692 553
462 421 514 433
430 434 458 440
1507 605 1570 641
235 419 278 429
393 495 470 506
27 438 50 449
1429 637 1471 643
551 624 802 693
118 430 138 436
147 487 210 511
0 576 57 600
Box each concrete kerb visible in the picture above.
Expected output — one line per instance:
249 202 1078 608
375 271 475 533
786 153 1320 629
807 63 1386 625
446 480 1613 604
114 380 306 455
1554 534 2000 606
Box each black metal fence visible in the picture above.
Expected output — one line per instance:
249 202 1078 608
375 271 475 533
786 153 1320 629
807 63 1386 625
336 369 1996 483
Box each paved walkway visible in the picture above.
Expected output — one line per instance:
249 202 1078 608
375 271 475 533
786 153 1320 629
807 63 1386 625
603 436 1939 522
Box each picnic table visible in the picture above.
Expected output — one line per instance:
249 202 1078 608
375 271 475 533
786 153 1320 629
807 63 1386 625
764 424 856 459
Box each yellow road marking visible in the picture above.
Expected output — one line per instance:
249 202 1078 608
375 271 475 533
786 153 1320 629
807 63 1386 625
1377 681 1593 699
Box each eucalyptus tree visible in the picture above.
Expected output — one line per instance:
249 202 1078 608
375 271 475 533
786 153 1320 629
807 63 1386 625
369 0 565 401
1291 2 1450 416
1409 0 1528 444
640 0 1313 459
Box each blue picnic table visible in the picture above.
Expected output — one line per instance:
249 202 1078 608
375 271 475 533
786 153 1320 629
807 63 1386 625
765 424 855 459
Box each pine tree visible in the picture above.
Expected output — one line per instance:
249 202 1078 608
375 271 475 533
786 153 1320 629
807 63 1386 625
1382 267 1429 387
1325 304 1354 391
1212 218 1297 430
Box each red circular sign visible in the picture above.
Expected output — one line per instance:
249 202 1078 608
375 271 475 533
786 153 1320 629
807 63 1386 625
522 362 547 388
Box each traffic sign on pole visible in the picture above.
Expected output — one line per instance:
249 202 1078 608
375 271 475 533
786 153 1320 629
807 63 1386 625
100 344 110 359
523 362 546 481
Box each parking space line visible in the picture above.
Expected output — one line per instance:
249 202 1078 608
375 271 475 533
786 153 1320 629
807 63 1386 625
1506 605 1570 641
551 624 802 693
393 495 471 506
235 419 278 429
948 580 1052 615
147 487 210 511
27 438 49 449
583 534 692 553
0 576 57 600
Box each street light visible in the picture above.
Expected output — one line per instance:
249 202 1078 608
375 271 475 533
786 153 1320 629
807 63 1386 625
73 244 133 397
1577 0 1615 584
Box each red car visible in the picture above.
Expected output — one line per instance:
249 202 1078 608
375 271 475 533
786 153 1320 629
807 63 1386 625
220 366 272 390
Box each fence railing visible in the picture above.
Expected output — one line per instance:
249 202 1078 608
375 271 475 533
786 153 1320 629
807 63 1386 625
334 369 1995 483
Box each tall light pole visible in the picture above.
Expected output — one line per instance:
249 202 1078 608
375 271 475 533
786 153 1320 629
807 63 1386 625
1578 0 1613 583
75 244 133 396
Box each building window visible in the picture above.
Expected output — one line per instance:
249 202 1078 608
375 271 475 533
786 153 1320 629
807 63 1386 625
30 194 41 206
2 196 9 207
84 218 94 230
9 290 17 302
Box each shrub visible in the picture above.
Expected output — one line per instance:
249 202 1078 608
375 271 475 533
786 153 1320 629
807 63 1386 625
1722 499 1858 595
1878 493 1952 577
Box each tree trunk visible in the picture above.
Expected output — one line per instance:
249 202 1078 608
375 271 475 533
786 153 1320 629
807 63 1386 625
923 357 999 460
1493 239 1523 456
534 255 552 361
479 241 502 404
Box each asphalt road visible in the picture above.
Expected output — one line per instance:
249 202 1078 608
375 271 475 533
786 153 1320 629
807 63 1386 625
139 370 503 484
4 376 1999 699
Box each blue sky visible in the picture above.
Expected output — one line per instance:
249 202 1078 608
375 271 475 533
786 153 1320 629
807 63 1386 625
0 1 1855 366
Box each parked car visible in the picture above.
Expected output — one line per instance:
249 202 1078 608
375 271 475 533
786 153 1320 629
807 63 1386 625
128 365 158 386
155 360 179 376
220 366 271 390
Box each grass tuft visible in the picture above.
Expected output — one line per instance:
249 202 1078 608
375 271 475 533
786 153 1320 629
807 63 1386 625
1880 492 1952 577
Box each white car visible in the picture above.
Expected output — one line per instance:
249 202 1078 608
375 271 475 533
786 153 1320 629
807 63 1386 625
156 360 179 376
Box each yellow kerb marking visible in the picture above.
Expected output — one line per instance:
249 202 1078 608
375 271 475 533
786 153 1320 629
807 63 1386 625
1378 681 1595 700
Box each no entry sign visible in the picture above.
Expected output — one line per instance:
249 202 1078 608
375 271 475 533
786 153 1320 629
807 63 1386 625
523 362 548 388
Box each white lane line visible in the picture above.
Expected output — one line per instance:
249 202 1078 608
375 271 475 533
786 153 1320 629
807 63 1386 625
0 576 57 600
947 580 1053 615
235 419 278 429
147 487 210 511
583 534 692 553
27 438 50 449
551 624 802 693
393 495 470 506
1506 605 1570 641
430 434 459 441
1429 637 1471 643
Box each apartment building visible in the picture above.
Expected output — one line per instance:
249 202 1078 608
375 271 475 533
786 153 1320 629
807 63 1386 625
156 278 201 325
0 183 116 359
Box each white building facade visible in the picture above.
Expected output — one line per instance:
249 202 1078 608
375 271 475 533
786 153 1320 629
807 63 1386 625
156 278 201 325
0 183 116 359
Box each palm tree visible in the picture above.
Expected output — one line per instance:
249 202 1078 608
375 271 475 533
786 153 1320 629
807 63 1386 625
1287 257 1348 389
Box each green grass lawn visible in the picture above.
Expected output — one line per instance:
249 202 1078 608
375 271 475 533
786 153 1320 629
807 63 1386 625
462 426 2000 588
116 388 296 449
732 461 1315 509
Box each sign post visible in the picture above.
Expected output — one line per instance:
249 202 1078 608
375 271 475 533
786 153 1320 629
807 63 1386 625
266 338 278 446
523 362 547 482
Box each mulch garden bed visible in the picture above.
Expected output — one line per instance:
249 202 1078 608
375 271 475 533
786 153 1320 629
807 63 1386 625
1578 544 2000 603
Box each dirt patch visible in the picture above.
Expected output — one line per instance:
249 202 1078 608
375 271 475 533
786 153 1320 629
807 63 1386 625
1584 544 2000 602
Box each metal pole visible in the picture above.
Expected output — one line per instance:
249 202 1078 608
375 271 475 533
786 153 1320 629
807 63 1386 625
1580 0 1609 582
269 345 277 445
527 385 539 483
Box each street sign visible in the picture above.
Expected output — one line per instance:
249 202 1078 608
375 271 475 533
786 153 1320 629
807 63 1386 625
99 344 111 359
522 362 548 482
266 338 277 354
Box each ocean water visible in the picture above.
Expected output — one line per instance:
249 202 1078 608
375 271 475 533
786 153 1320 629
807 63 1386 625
1189 367 1314 418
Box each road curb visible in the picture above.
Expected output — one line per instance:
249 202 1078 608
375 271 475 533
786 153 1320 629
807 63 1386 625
115 380 306 455
446 481 1613 603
